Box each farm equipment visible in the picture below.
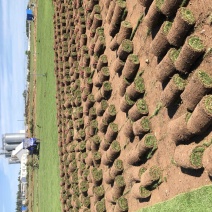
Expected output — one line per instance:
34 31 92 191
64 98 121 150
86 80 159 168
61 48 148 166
23 138 40 155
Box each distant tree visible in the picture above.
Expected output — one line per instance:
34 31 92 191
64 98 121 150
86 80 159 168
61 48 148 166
23 90 27 99
16 175 22 212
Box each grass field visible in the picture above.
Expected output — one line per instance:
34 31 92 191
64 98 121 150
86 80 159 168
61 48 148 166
32 0 61 211
139 185 212 212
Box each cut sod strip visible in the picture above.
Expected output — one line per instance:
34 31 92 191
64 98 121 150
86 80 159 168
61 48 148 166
120 94 135 113
128 99 149 121
140 165 162 187
174 144 206 169
102 140 121 165
187 95 212 135
95 199 106 212
150 21 172 57
131 183 152 199
117 39 134 61
116 21 133 45
114 196 128 212
181 70 212 111
103 104 117 123
122 54 140 80
126 76 145 101
133 116 150 136
161 74 186 107
175 35 205 73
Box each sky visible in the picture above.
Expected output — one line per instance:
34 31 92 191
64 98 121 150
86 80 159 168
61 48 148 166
0 0 29 211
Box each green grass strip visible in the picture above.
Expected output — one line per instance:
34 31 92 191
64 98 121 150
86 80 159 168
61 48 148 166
130 13 144 40
138 185 212 212
197 70 212 87
169 48 180 63
188 36 205 51
173 74 186 90
180 7 195 24
204 95 212 114
163 21 172 35
35 0 61 211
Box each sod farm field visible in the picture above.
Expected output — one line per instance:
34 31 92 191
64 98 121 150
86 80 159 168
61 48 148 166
26 0 212 211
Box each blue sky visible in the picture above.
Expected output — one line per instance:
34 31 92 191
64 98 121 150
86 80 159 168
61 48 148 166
0 0 29 211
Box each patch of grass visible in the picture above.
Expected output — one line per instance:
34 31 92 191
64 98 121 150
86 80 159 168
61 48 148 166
101 66 109 76
169 48 180 63
92 135 101 144
150 102 162 119
88 94 95 102
91 120 98 128
34 0 61 211
93 152 101 160
117 197 128 211
103 81 112 91
138 185 212 212
80 181 89 193
100 54 108 63
135 77 145 93
163 21 172 35
95 13 102 20
129 54 140 63
125 94 135 105
180 0 190 7
108 104 116 115
141 117 150 131
204 95 212 114
203 47 212 59
144 133 157 148
121 8 128 21
96 27 104 36
109 123 119 132
89 107 96 115
95 199 106 212
111 140 121 151
173 74 186 90
101 100 108 110
117 0 127 8
198 70 212 87
94 185 105 197
122 39 133 52
130 13 144 40
93 5 101 14
99 36 106 44
124 77 131 85
139 186 152 198
114 159 124 171
188 36 205 51
139 167 147 178
82 196 90 208
122 20 132 28
92 168 103 181
185 112 192 122
156 0 164 10
137 99 148 114
190 145 205 168
115 175 126 187
180 7 195 24
149 166 162 181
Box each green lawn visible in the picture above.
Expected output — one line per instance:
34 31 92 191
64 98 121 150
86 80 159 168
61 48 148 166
33 0 61 211
139 185 212 212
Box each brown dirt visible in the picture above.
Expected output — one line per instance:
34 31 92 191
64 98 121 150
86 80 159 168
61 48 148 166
53 0 212 211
